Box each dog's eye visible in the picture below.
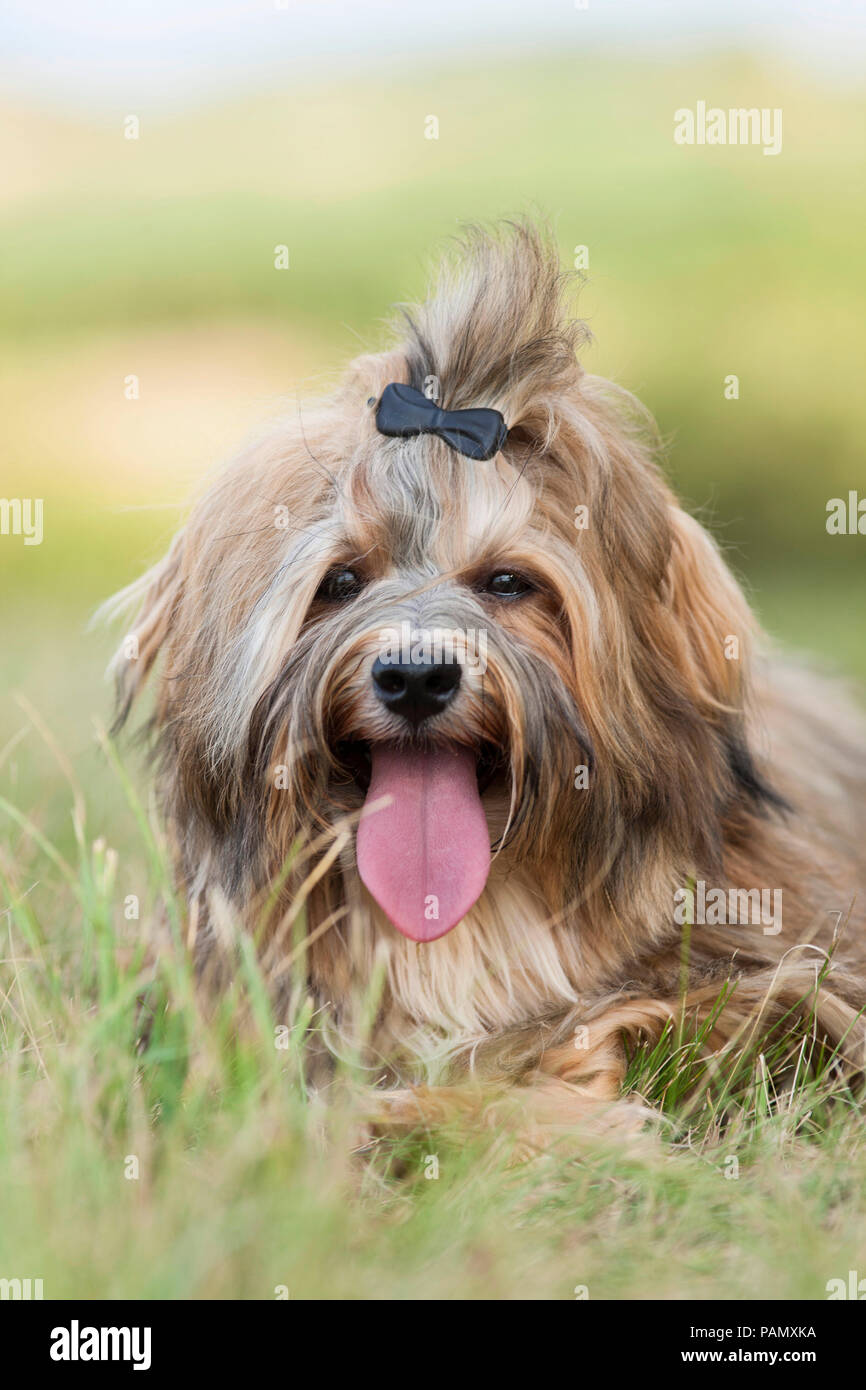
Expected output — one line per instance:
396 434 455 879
482 570 534 599
316 566 364 603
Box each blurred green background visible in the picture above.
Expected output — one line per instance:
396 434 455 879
1 46 864 851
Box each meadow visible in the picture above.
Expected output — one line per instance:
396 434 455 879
0 48 864 1298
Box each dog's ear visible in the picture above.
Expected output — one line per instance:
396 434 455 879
104 531 186 731
663 506 754 713
663 506 788 813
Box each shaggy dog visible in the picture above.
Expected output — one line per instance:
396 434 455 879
109 223 866 1136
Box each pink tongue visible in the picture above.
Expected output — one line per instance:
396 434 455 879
356 745 491 943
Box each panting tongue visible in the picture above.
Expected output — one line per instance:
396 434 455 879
357 744 491 943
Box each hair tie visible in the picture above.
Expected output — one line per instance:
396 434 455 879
375 383 507 462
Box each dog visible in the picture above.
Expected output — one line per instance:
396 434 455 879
108 222 866 1138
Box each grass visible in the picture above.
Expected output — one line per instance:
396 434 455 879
1 716 865 1301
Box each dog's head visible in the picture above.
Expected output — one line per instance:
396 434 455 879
111 224 778 957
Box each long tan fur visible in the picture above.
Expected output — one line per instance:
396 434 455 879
106 222 866 1137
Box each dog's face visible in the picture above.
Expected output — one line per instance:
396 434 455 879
113 227 771 993
261 425 598 943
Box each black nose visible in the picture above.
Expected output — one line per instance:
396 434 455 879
371 657 462 726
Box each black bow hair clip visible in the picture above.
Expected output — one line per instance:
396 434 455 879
374 382 508 462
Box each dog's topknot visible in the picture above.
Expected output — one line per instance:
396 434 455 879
398 221 589 423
